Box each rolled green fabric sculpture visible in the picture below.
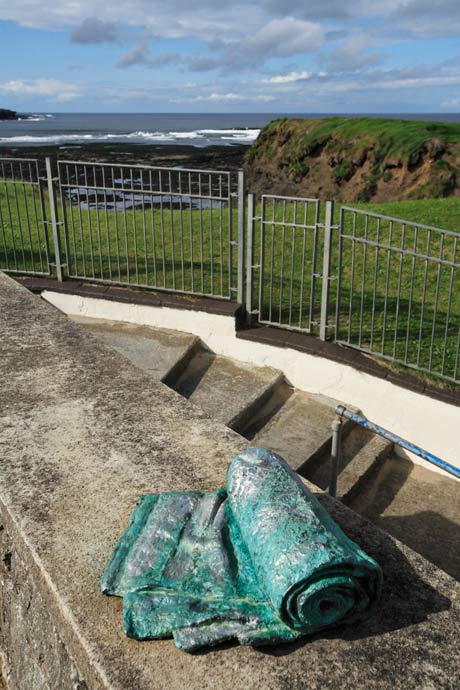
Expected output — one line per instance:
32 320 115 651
101 448 382 651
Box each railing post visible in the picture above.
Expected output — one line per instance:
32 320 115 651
45 157 63 282
246 193 255 324
329 417 342 497
237 170 245 305
319 200 334 341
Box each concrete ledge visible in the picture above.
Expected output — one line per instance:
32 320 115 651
1 273 460 689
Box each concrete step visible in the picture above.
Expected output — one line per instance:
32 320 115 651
250 391 354 473
70 317 200 383
304 425 393 498
171 348 284 431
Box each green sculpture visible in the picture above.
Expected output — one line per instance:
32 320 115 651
101 448 382 652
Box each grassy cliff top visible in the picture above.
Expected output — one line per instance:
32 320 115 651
245 116 460 202
249 116 460 162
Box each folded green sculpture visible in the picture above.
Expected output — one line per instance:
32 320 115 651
101 448 382 652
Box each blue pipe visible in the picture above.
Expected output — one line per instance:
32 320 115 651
336 405 460 480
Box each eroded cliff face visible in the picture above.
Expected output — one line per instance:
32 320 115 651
244 117 460 202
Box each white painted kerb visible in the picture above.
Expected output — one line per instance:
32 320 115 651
43 290 460 474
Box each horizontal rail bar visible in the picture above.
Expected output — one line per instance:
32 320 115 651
261 194 320 203
260 220 318 230
59 183 230 202
336 405 460 479
339 234 460 268
58 160 233 176
342 206 460 238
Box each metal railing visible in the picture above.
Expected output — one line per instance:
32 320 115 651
1 155 460 385
336 207 460 383
0 158 52 276
329 406 460 497
57 160 244 300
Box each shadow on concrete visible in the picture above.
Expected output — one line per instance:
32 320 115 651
376 511 460 582
257 523 452 657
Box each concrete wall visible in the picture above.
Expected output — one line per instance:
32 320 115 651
43 290 460 474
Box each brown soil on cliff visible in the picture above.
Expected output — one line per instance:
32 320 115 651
244 117 460 202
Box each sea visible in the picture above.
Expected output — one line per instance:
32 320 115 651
1 112 460 148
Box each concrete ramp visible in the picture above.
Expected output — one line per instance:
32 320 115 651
2 273 459 690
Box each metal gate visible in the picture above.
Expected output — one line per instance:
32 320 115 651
246 194 335 339
0 157 53 276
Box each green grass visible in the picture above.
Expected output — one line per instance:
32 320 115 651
1 183 460 384
248 116 460 167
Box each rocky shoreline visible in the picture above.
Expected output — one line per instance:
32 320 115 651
0 142 249 171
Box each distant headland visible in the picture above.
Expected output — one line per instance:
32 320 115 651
0 108 19 120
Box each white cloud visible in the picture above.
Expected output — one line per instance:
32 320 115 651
0 79 82 102
264 71 311 84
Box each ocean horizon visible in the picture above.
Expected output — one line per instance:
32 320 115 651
2 112 460 148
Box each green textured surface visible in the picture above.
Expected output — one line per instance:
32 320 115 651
101 448 382 652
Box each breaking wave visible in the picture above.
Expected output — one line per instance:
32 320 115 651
0 128 260 146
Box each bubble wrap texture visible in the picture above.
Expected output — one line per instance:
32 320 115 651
101 448 382 652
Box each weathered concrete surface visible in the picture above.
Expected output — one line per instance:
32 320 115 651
1 272 460 690
172 348 283 431
350 455 460 582
251 391 348 472
70 316 199 383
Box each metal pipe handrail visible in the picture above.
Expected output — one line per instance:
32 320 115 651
329 405 460 495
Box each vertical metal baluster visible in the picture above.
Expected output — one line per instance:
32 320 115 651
441 235 457 378
158 170 166 287
278 199 287 323
218 174 224 296
309 201 320 331
335 207 345 341
298 201 308 329
189 171 194 293
92 165 104 279
208 173 214 295
246 193 255 323
416 229 431 368
381 220 393 355
149 170 157 288
111 167 121 281
140 169 148 285
0 180 9 269
178 171 185 290
288 200 296 326
29 161 44 272
198 172 204 292
65 164 78 276
57 162 71 278
121 167 130 283
404 226 418 364
393 222 406 360
369 217 381 351
347 212 357 344
168 170 176 289
2 162 18 270
19 161 34 272
428 233 445 373
358 213 369 348
83 165 95 278
11 161 26 270
101 166 112 281
75 164 86 277
228 174 233 297
259 196 266 321
130 167 139 284
268 198 275 322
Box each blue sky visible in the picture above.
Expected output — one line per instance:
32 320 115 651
1 1 460 113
